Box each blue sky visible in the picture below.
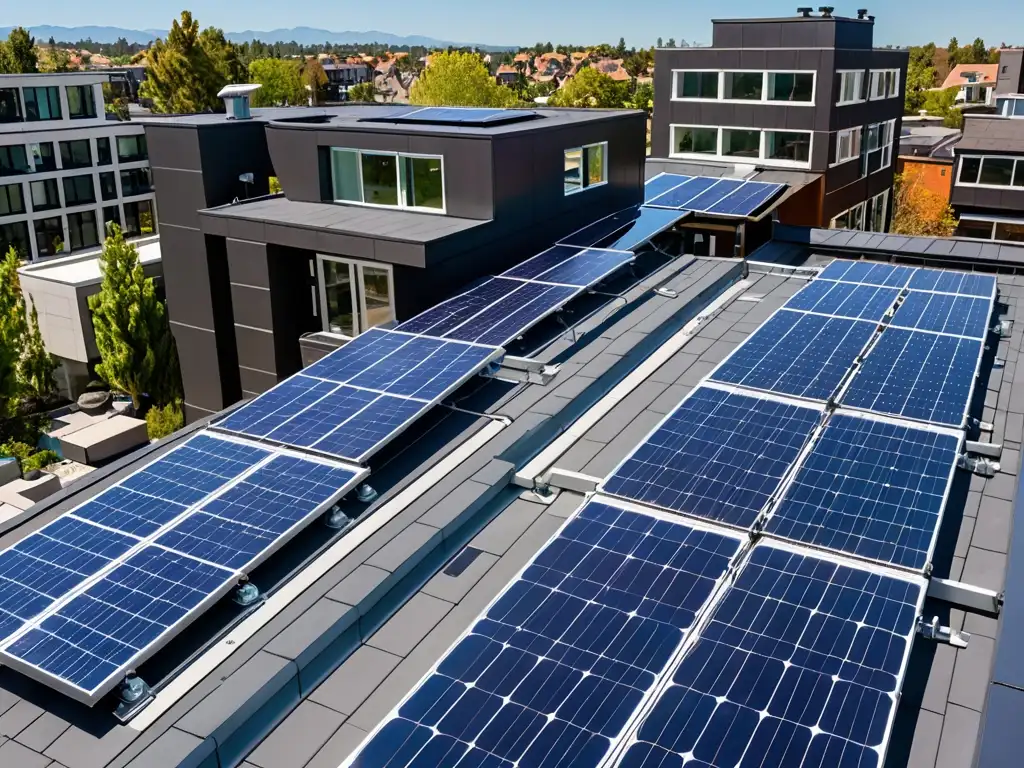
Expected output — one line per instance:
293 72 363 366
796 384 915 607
17 0 1024 48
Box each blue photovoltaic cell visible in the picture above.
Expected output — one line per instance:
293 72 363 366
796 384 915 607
908 268 997 299
388 108 536 125
560 206 641 248
619 544 922 768
217 376 338 437
784 280 900 322
766 414 960 570
644 174 691 202
0 517 137 642
842 328 982 427
303 328 412 383
313 396 427 461
819 260 916 289
710 310 876 401
346 499 743 768
890 291 992 339
706 181 784 216
677 178 746 212
532 249 635 288
445 282 580 346
263 385 378 446
395 278 522 337
347 336 496 400
601 386 821 528
4 546 235 695
646 177 729 209
503 245 585 281
606 207 691 252
157 454 361 569
71 433 271 536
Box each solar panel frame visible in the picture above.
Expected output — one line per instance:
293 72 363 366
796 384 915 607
610 539 927 768
764 411 963 572
339 496 748 768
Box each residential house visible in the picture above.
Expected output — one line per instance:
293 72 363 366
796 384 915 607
322 59 374 101
592 58 631 82
941 63 999 106
895 118 961 203
495 64 518 87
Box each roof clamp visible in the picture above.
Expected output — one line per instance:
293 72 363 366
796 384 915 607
356 483 379 503
957 454 1001 477
323 504 356 530
917 615 971 649
992 320 1013 337
113 673 153 722
969 417 995 433
654 287 679 298
233 579 262 607
993 357 1006 370
964 440 1003 459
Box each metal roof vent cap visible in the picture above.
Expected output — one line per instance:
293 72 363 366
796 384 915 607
217 83 262 119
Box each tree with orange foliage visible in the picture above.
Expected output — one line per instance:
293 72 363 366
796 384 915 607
891 173 957 237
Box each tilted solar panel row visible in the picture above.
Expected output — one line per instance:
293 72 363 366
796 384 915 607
644 173 786 218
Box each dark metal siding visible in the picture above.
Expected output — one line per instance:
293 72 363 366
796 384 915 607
996 50 1024 96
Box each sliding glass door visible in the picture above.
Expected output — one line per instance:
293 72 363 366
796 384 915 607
317 255 395 336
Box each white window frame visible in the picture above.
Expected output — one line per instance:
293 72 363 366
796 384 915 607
879 119 895 168
957 216 1024 243
670 69 816 106
316 254 396 336
563 141 609 196
669 124 813 169
832 126 863 166
837 70 865 106
868 69 901 100
956 154 1024 190
830 189 890 232
329 147 447 214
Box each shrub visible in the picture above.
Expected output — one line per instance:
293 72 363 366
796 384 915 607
146 401 184 441
22 449 59 473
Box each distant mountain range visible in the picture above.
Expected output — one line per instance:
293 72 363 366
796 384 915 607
0 24 513 51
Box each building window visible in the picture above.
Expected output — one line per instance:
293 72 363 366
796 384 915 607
62 174 96 206
67 85 97 119
316 255 395 336
0 183 24 217
723 72 763 100
837 71 865 105
96 137 112 166
103 205 121 233
0 89 21 123
120 168 153 196
765 131 811 163
0 146 30 177
100 172 118 201
29 179 61 212
123 200 156 237
0 221 30 258
116 134 148 163
885 70 900 98
995 223 1024 243
29 142 56 172
674 71 719 99
564 143 607 195
23 87 61 121
767 72 814 102
830 190 889 233
59 139 92 169
880 120 895 167
329 147 447 210
671 125 718 155
958 155 1024 187
67 210 99 250
34 217 64 257
721 128 760 158
980 158 1015 186
835 127 863 164
868 69 899 100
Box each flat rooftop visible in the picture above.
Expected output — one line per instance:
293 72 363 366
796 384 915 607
18 238 161 288
0 229 1021 768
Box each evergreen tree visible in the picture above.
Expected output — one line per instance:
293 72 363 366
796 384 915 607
0 248 26 419
657 37 664 48
666 38 677 48
88 226 180 408
0 27 38 73
20 300 57 403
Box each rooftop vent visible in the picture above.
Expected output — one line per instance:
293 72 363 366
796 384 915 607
819 6 835 16
857 8 869 18
217 83 262 120
797 7 814 16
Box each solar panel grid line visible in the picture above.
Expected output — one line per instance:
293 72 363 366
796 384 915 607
907 267 999 300
887 290 994 341
817 260 917 290
783 280 902 323
643 173 693 203
339 497 749 768
763 410 963 572
646 178 745 212
443 283 582 347
608 538 928 768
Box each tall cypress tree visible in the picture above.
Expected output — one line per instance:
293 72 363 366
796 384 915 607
20 300 57 403
0 248 26 419
88 226 179 408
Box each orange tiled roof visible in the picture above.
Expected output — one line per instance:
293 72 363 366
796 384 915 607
496 64 517 74
940 63 999 89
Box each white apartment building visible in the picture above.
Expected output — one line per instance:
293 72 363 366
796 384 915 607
0 72 157 261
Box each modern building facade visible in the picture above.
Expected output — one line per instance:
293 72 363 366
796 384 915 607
141 105 645 422
0 71 157 261
322 61 374 101
649 8 907 232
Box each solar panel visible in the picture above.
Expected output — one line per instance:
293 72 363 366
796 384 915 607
706 180 785 216
710 310 877 401
767 413 961 571
908 268 997 299
678 178 746 212
644 173 691 202
444 282 580 346
842 328 983 427
558 206 646 248
607 207 691 251
784 280 900 322
378 107 537 125
819 260 916 288
342 498 745 768
646 177 733 209
890 291 992 339
617 542 924 768
395 277 522 338
600 385 822 529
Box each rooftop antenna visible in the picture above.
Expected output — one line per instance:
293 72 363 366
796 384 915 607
819 6 835 17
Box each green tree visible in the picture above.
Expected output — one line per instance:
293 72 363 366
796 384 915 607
549 67 628 108
625 81 654 116
616 37 627 57
409 51 518 107
666 38 677 48
967 37 990 65
622 53 650 90
0 27 38 73
88 226 181 408
140 11 242 113
146 401 184 440
948 37 960 67
302 57 329 105
20 300 57 403
905 56 936 114
0 248 27 420
40 47 73 73
656 37 664 48
348 81 377 102
248 58 304 105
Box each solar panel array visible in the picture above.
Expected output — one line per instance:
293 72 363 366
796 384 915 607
0 432 366 703
215 328 502 462
375 107 538 126
559 206 691 251
645 173 786 218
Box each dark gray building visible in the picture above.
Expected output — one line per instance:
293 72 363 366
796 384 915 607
649 8 907 231
141 105 645 423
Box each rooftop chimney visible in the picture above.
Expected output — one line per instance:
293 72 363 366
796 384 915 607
797 7 814 16
819 6 835 16
856 8 869 18
217 83 262 120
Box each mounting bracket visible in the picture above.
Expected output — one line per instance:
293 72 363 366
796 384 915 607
928 577 1002 614
917 615 971 649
